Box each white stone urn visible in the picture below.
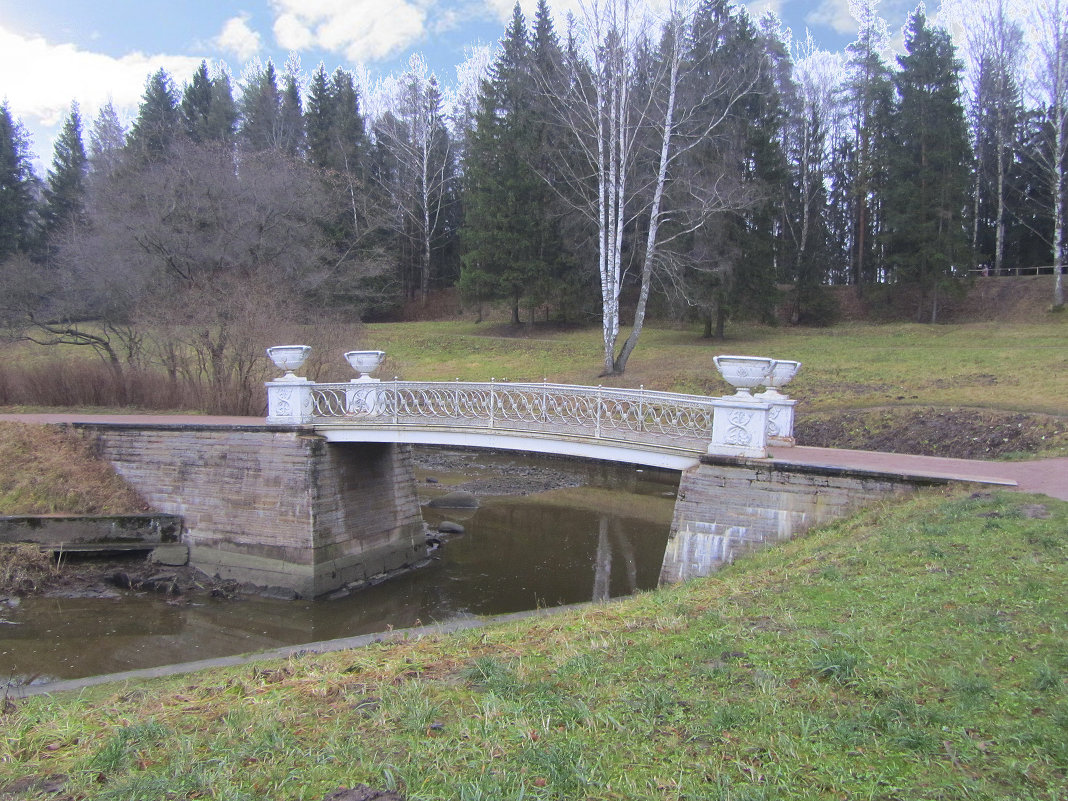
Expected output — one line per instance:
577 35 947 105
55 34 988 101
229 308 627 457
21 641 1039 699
713 355 775 399
344 350 386 380
344 350 386 416
761 359 801 399
266 345 311 381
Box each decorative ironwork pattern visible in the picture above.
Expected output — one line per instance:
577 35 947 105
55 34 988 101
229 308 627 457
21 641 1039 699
310 381 716 452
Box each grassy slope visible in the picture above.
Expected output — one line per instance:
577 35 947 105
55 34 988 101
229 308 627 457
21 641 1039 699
3 490 1066 799
0 423 146 515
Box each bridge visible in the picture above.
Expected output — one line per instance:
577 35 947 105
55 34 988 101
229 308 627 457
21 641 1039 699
6 351 1059 599
297 379 722 470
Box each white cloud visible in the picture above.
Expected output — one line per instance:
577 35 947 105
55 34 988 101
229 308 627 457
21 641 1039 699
746 0 787 22
269 0 427 63
0 23 205 128
805 0 859 35
215 15 262 62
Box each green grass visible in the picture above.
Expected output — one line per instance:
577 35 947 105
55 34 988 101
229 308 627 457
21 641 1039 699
362 319 1068 416
4 489 1067 799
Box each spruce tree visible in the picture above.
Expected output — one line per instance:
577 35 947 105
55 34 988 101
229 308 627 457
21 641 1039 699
280 71 304 157
205 71 238 145
843 0 894 289
885 9 971 322
181 62 215 143
240 62 282 152
128 69 180 160
305 65 335 170
88 101 127 184
460 3 545 323
0 102 38 260
43 102 88 236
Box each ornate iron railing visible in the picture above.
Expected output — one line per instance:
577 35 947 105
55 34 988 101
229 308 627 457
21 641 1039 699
309 380 717 452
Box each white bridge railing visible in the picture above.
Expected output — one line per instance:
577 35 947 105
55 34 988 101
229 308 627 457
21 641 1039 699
308 380 718 453
264 349 799 460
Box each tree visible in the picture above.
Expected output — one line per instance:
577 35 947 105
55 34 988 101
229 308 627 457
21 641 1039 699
181 61 238 145
1027 0 1068 306
461 3 561 324
87 101 127 183
41 139 352 411
884 9 971 322
373 55 458 305
842 0 894 289
0 102 38 260
782 41 842 323
541 0 772 371
42 102 88 237
239 61 283 152
128 69 181 160
961 0 1026 276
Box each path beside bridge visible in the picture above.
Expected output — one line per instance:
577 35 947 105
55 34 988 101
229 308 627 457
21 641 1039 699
3 413 1065 501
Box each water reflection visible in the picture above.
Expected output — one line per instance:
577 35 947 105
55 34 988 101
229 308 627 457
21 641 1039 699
1 452 677 685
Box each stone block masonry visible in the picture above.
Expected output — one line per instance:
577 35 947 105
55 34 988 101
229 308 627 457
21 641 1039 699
77 423 426 598
660 455 950 583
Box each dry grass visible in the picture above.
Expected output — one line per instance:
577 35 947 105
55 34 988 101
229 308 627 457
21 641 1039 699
0 543 58 594
0 422 147 515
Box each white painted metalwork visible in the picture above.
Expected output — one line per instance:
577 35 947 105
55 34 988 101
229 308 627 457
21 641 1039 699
308 380 718 454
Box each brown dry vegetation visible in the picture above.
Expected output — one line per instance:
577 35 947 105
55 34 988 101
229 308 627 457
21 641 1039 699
0 422 147 515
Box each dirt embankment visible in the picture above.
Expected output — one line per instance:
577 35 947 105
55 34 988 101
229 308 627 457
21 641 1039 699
796 407 1068 460
829 274 1064 324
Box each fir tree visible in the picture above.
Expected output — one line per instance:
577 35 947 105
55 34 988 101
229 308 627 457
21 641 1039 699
128 69 180 160
280 71 304 157
461 3 544 324
885 9 971 322
0 102 38 260
240 62 282 152
88 101 126 183
43 102 88 236
181 62 215 143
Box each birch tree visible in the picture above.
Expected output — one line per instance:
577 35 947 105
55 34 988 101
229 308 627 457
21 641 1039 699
959 0 1026 275
1027 0 1068 306
542 0 767 375
374 55 457 305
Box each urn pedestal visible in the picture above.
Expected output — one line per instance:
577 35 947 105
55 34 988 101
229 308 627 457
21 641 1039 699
266 346 315 424
708 395 772 458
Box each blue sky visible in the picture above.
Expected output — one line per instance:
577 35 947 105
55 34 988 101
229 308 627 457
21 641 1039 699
0 0 918 167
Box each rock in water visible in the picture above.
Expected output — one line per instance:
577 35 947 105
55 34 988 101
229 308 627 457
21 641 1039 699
427 490 479 509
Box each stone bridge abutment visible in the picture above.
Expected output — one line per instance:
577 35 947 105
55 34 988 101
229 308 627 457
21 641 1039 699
80 423 426 598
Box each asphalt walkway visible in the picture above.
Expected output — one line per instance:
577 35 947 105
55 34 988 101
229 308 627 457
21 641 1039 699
3 413 1066 501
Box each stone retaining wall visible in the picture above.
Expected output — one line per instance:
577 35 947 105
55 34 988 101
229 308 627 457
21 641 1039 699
661 455 949 583
77 424 426 598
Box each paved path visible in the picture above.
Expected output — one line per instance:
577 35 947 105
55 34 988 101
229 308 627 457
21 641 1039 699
3 413 1066 501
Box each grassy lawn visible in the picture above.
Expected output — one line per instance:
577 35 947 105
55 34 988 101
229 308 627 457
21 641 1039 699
361 319 1068 415
3 489 1066 799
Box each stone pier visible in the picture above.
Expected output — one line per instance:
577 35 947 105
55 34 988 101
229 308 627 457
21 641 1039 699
79 423 426 598
660 454 950 583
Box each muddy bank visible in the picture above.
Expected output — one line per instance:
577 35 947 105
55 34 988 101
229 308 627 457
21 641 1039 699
797 407 1068 460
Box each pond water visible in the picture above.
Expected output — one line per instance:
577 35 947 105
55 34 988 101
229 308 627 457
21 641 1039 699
0 449 679 686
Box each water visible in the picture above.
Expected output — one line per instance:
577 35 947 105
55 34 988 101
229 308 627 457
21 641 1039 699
0 449 678 686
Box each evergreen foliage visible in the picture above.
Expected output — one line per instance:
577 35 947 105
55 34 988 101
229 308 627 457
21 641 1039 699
0 102 39 260
43 103 88 237
884 9 971 322
128 69 180 160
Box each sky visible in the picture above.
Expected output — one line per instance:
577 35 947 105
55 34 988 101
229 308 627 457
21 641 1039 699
0 0 918 170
